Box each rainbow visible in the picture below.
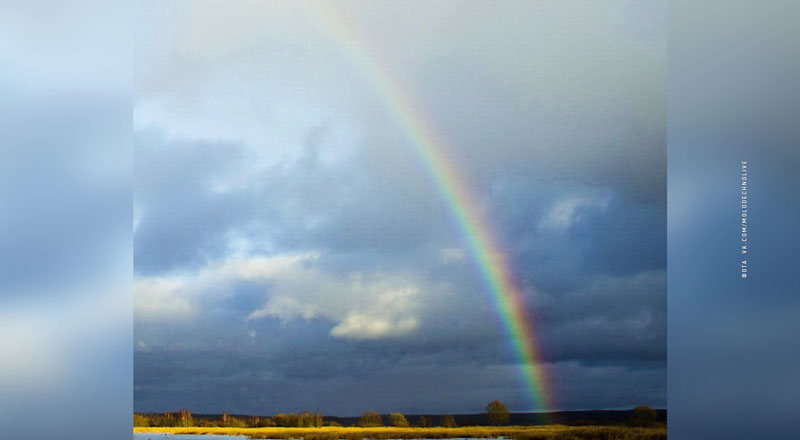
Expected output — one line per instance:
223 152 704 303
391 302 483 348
305 3 551 412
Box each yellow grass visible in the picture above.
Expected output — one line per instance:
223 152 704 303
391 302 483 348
134 425 667 440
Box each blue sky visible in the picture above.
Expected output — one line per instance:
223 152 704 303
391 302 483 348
134 0 666 415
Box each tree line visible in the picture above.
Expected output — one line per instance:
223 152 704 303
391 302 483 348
134 410 324 428
134 402 658 428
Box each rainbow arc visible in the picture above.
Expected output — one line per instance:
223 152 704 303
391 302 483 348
307 3 551 412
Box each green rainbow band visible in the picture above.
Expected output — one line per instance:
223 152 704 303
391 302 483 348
307 3 551 412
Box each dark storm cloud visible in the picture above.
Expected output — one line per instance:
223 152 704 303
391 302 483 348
135 0 666 414
135 130 258 274
135 342 665 414
134 126 450 274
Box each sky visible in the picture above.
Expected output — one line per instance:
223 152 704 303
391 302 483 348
134 0 666 416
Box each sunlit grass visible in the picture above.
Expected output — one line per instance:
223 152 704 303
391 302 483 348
134 425 667 440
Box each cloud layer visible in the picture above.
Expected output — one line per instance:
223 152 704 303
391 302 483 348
134 0 666 415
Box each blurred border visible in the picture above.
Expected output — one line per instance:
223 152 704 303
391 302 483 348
0 1 132 439
669 0 800 439
2 1 799 439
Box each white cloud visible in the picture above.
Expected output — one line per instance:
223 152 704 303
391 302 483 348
134 252 320 321
539 196 610 230
135 251 422 339
249 270 421 340
249 295 318 321
331 313 417 340
134 277 196 321
328 286 419 339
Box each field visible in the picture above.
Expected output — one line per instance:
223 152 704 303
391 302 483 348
134 425 667 440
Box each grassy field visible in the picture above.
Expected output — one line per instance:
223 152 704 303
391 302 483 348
134 425 667 440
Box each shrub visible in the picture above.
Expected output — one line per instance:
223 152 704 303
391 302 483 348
223 416 248 428
629 405 657 427
440 414 456 428
300 411 324 427
133 413 150 427
357 411 383 427
179 409 193 427
389 413 409 427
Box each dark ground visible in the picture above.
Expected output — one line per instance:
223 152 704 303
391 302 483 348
182 410 667 427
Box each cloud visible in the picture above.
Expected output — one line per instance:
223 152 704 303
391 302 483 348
331 309 417 340
440 247 466 264
136 250 422 340
134 252 320 321
136 0 666 205
538 270 667 363
134 277 195 321
249 270 421 340
133 0 667 412
539 196 611 230
328 287 419 339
